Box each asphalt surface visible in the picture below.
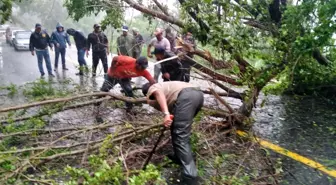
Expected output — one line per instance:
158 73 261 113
0 37 113 87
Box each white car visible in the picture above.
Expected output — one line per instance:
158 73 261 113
12 31 31 51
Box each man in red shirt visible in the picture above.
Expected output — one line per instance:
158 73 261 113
100 55 156 112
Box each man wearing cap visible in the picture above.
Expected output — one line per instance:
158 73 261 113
152 45 186 82
142 81 204 185
29 23 55 77
100 55 155 112
117 26 135 56
132 27 144 59
66 28 88 76
87 24 109 77
147 28 171 82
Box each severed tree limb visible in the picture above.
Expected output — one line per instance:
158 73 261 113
152 0 169 16
193 49 234 69
0 124 158 155
176 37 234 70
183 55 242 85
126 138 170 159
0 97 111 124
122 0 184 27
209 89 235 114
32 124 161 161
0 121 127 139
0 92 146 113
1 124 162 181
194 70 244 99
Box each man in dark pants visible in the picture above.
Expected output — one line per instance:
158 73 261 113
152 46 186 82
66 28 88 75
132 27 144 59
142 81 204 185
51 22 71 71
87 24 109 77
180 29 197 82
29 23 55 77
100 56 155 112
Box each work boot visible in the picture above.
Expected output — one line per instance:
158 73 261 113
76 72 84 76
62 67 68 71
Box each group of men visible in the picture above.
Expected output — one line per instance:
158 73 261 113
30 22 202 185
100 27 201 185
29 23 110 77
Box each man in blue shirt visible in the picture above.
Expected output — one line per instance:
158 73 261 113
67 28 88 76
51 22 71 71
29 23 55 77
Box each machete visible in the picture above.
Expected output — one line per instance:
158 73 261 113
153 55 180 66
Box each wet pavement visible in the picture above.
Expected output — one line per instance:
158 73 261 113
253 95 336 185
0 36 335 184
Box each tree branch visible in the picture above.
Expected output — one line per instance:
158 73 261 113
152 0 169 16
0 92 146 113
312 48 329 66
1 97 111 124
183 55 242 85
122 0 184 27
194 70 244 99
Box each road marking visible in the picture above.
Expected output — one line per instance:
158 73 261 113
236 130 336 178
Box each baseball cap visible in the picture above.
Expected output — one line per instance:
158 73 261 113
93 24 101 28
35 23 42 28
151 45 165 55
136 56 148 68
154 28 163 36
122 25 129 32
66 28 76 35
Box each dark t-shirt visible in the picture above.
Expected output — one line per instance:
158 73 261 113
29 31 52 51
87 31 108 52
160 52 184 81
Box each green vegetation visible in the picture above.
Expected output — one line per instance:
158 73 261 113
65 157 166 185
23 79 75 100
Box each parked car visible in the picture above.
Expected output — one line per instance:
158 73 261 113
13 31 31 51
6 27 24 46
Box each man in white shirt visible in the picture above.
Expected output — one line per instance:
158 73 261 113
147 28 171 82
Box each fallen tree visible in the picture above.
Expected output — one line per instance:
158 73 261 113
62 0 336 124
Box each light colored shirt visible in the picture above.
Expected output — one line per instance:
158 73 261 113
147 81 197 112
149 37 171 52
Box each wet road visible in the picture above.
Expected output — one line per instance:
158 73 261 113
0 37 111 87
253 95 336 185
0 36 335 184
